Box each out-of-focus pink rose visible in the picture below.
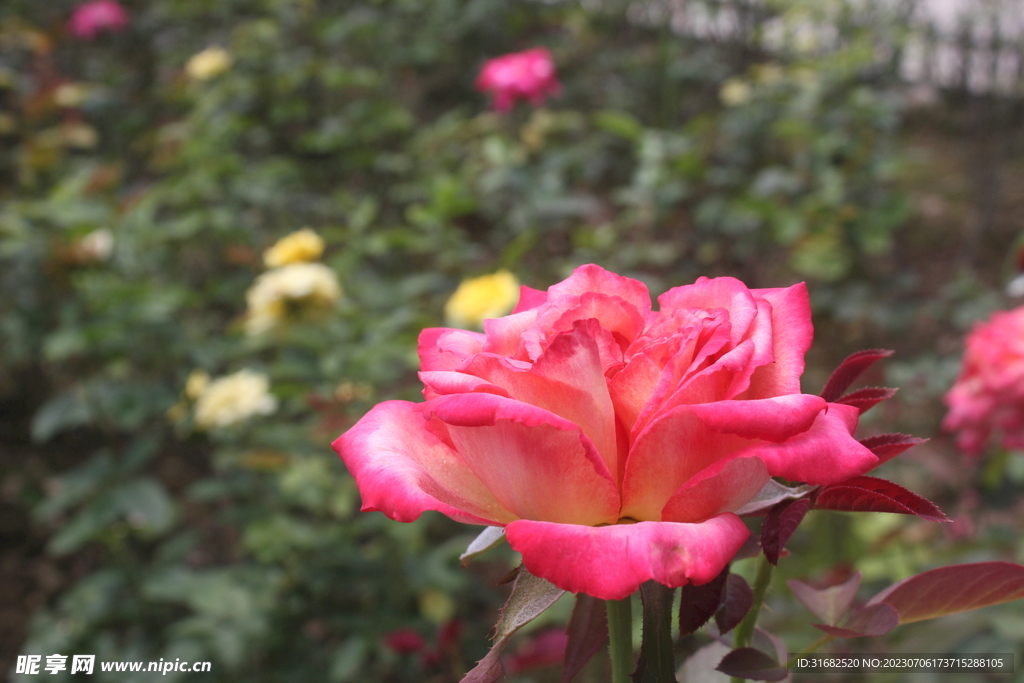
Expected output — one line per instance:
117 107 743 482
68 0 129 40
335 265 878 600
475 48 561 112
944 306 1024 456
384 628 426 654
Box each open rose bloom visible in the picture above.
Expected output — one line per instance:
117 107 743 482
944 305 1024 456
335 265 881 599
475 48 562 112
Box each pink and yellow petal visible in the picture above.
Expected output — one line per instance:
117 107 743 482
334 400 516 525
423 393 620 525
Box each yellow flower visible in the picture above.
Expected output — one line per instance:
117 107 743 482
719 78 752 107
245 262 342 335
184 369 210 400
193 369 277 429
444 270 520 329
263 229 325 268
186 47 232 81
54 82 89 108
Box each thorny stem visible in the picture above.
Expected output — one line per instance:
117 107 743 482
606 596 633 683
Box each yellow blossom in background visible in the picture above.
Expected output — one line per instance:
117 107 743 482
444 270 519 329
54 82 89 108
194 369 277 429
186 47 232 81
263 229 325 268
719 78 752 107
245 262 342 335
184 369 210 399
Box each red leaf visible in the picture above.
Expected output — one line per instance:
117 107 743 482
715 647 787 681
787 571 861 626
678 565 728 636
714 574 753 635
813 603 899 638
820 349 893 402
761 497 811 566
867 561 1024 624
836 386 897 414
562 595 606 683
814 476 949 523
859 433 927 466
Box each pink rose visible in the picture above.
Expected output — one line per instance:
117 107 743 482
475 47 561 112
334 265 878 599
943 305 1024 456
68 0 129 40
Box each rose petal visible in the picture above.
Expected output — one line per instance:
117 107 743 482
418 371 510 400
732 403 879 485
423 393 620 525
658 277 759 348
608 352 663 432
464 320 620 478
661 457 771 523
334 401 516 525
621 404 753 521
482 309 540 357
504 515 750 600
743 283 812 397
418 328 487 371
687 395 826 442
547 264 652 318
512 285 548 313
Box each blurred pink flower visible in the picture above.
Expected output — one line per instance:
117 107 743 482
944 306 1024 455
68 0 129 40
475 47 561 112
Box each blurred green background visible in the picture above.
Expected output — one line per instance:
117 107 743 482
2 0 1024 681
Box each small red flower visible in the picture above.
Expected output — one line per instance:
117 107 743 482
68 0 129 40
475 48 562 112
383 628 426 654
505 627 568 674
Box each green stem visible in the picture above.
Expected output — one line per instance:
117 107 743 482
729 555 775 682
733 554 773 649
606 597 633 683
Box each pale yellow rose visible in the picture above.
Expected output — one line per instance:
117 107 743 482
184 369 210 400
444 270 520 329
245 262 342 335
263 229 325 268
719 78 752 107
186 47 232 81
194 369 277 429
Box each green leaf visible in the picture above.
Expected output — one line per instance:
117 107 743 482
459 526 505 566
31 390 94 443
460 566 564 683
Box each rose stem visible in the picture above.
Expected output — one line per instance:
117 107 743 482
730 553 775 682
606 596 633 683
